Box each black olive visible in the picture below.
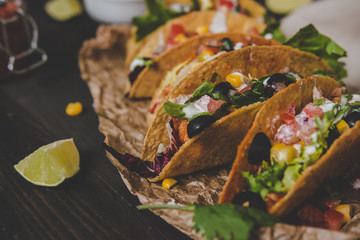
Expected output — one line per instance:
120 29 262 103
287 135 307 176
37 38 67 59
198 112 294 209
187 115 216 138
264 73 294 98
128 66 145 84
211 82 235 97
248 132 271 165
344 111 360 128
232 191 267 211
128 58 152 84
326 127 340 147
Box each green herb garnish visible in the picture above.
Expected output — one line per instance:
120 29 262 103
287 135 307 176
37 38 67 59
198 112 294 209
138 203 279 240
284 24 347 80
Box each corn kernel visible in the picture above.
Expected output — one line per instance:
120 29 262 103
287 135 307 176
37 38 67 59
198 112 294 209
335 204 351 223
226 73 244 87
174 33 188 43
196 25 209 34
336 120 349 134
162 178 178 190
66 102 83 116
270 143 297 165
200 49 214 57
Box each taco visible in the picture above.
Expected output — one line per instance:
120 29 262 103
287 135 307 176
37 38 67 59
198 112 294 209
219 76 360 217
125 10 266 67
139 45 335 182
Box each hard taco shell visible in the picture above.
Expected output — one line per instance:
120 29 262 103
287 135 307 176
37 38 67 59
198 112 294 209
219 76 360 217
142 46 336 182
125 10 266 67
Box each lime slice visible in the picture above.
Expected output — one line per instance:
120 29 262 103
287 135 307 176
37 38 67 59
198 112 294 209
45 0 82 22
14 138 80 187
265 0 312 14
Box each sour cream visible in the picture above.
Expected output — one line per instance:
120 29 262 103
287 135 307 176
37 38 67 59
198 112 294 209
183 102 207 119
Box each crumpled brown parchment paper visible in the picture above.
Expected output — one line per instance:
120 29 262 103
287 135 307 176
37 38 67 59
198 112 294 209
78 25 360 240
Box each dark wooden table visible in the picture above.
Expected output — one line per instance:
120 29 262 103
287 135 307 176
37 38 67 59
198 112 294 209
0 1 190 239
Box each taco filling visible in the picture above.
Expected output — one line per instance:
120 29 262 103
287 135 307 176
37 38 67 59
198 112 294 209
163 72 298 143
240 89 360 210
149 37 268 114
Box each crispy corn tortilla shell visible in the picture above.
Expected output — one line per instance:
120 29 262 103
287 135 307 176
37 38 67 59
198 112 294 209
219 76 360 217
130 33 279 99
142 46 335 181
125 10 266 66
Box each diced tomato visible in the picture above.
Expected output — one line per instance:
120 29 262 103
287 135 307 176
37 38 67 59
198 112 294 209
287 103 296 115
302 102 324 118
298 123 317 144
178 120 190 144
281 112 295 125
274 123 300 145
167 24 186 43
324 209 344 231
207 98 225 114
297 205 325 228
239 84 251 94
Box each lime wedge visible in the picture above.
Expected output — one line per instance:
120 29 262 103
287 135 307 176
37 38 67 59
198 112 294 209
45 0 82 22
14 138 80 187
265 0 312 14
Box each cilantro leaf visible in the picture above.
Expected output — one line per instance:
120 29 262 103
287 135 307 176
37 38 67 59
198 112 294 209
284 24 347 79
138 204 279 240
193 204 278 240
132 0 186 41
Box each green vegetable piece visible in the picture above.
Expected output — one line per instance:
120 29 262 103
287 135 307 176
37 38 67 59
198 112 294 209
261 13 286 42
281 164 302 191
138 203 279 240
193 204 278 240
187 82 215 102
210 72 222 83
243 162 286 199
163 101 187 119
284 24 347 79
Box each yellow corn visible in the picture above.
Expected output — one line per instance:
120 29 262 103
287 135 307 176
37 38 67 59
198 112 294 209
66 102 82 116
270 143 297 165
174 33 188 43
196 25 209 34
335 204 351 223
336 120 349 134
162 178 177 189
200 49 214 57
226 73 244 87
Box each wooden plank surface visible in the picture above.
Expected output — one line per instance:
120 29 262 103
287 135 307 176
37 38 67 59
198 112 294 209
0 1 190 239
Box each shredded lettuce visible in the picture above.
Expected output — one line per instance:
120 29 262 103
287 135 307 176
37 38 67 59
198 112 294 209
284 24 347 80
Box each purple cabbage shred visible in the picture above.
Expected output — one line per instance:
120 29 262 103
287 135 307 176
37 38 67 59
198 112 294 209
103 119 182 178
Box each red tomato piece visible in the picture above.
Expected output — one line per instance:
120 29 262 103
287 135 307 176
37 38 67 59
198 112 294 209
167 24 186 43
217 0 236 11
281 112 295 125
324 209 344 231
302 102 324 118
274 123 300 145
297 205 325 228
149 102 159 114
207 98 225 114
178 120 190 144
239 84 251 94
